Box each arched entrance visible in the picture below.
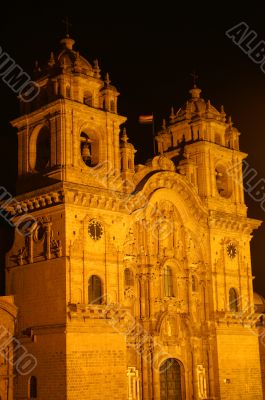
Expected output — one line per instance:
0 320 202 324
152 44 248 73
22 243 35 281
160 358 183 400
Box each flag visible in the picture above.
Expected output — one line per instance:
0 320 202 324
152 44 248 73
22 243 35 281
138 114 153 124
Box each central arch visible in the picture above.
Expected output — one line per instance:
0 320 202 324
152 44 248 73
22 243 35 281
160 358 184 400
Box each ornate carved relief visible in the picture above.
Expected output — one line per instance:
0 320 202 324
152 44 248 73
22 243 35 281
16 246 27 266
197 364 207 399
127 367 140 400
159 312 187 346
50 239 62 257
123 227 137 261
12 217 62 266
151 155 175 172
124 288 136 301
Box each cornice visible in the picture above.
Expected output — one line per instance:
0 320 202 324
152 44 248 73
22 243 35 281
208 210 262 234
2 182 129 217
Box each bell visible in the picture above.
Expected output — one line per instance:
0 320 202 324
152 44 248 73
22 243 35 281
82 141 91 161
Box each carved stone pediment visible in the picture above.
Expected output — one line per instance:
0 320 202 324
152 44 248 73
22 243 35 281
124 288 136 302
11 218 62 266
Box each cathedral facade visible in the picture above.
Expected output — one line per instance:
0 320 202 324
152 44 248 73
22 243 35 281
1 36 264 399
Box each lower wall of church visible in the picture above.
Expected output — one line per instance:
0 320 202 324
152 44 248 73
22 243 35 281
14 331 67 400
0 296 17 400
66 325 127 400
13 325 127 400
216 329 263 399
258 337 265 399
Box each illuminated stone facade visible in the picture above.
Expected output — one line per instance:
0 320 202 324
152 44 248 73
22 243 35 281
0 296 17 400
3 36 264 399
254 292 265 399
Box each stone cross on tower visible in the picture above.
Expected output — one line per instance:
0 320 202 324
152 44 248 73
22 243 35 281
62 16 72 37
190 70 198 87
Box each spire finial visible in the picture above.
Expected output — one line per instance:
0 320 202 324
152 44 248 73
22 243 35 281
189 70 201 99
62 16 72 38
162 119 167 131
105 72 111 86
93 59 101 79
189 86 201 99
34 60 41 73
60 36 75 50
61 17 75 50
121 127 129 143
220 105 226 121
170 106 175 120
190 70 198 87
48 52 55 67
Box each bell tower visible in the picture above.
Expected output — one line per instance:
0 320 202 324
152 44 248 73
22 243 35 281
14 36 126 193
156 85 246 216
5 36 131 400
155 86 262 399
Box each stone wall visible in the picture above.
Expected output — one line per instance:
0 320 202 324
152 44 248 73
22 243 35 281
216 329 263 399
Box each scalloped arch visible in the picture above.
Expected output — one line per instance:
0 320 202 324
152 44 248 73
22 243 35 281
129 171 208 229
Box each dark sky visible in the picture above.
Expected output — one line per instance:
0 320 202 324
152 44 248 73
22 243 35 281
0 5 265 295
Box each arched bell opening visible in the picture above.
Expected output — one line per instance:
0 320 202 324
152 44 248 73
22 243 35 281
35 126 51 171
80 131 99 167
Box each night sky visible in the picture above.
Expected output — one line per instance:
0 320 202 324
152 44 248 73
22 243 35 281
0 5 264 296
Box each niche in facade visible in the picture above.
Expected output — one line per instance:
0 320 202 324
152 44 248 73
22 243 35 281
83 91 93 106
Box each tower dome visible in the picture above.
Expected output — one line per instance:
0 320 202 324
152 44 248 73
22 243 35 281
46 36 94 77
254 292 265 313
22 35 116 115
174 85 224 122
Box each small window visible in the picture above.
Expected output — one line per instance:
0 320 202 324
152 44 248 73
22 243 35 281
88 275 102 304
84 91 92 106
124 268 134 287
192 275 198 292
215 133 221 145
66 85 71 98
29 376 37 399
164 266 173 297
110 100 115 112
229 288 239 312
